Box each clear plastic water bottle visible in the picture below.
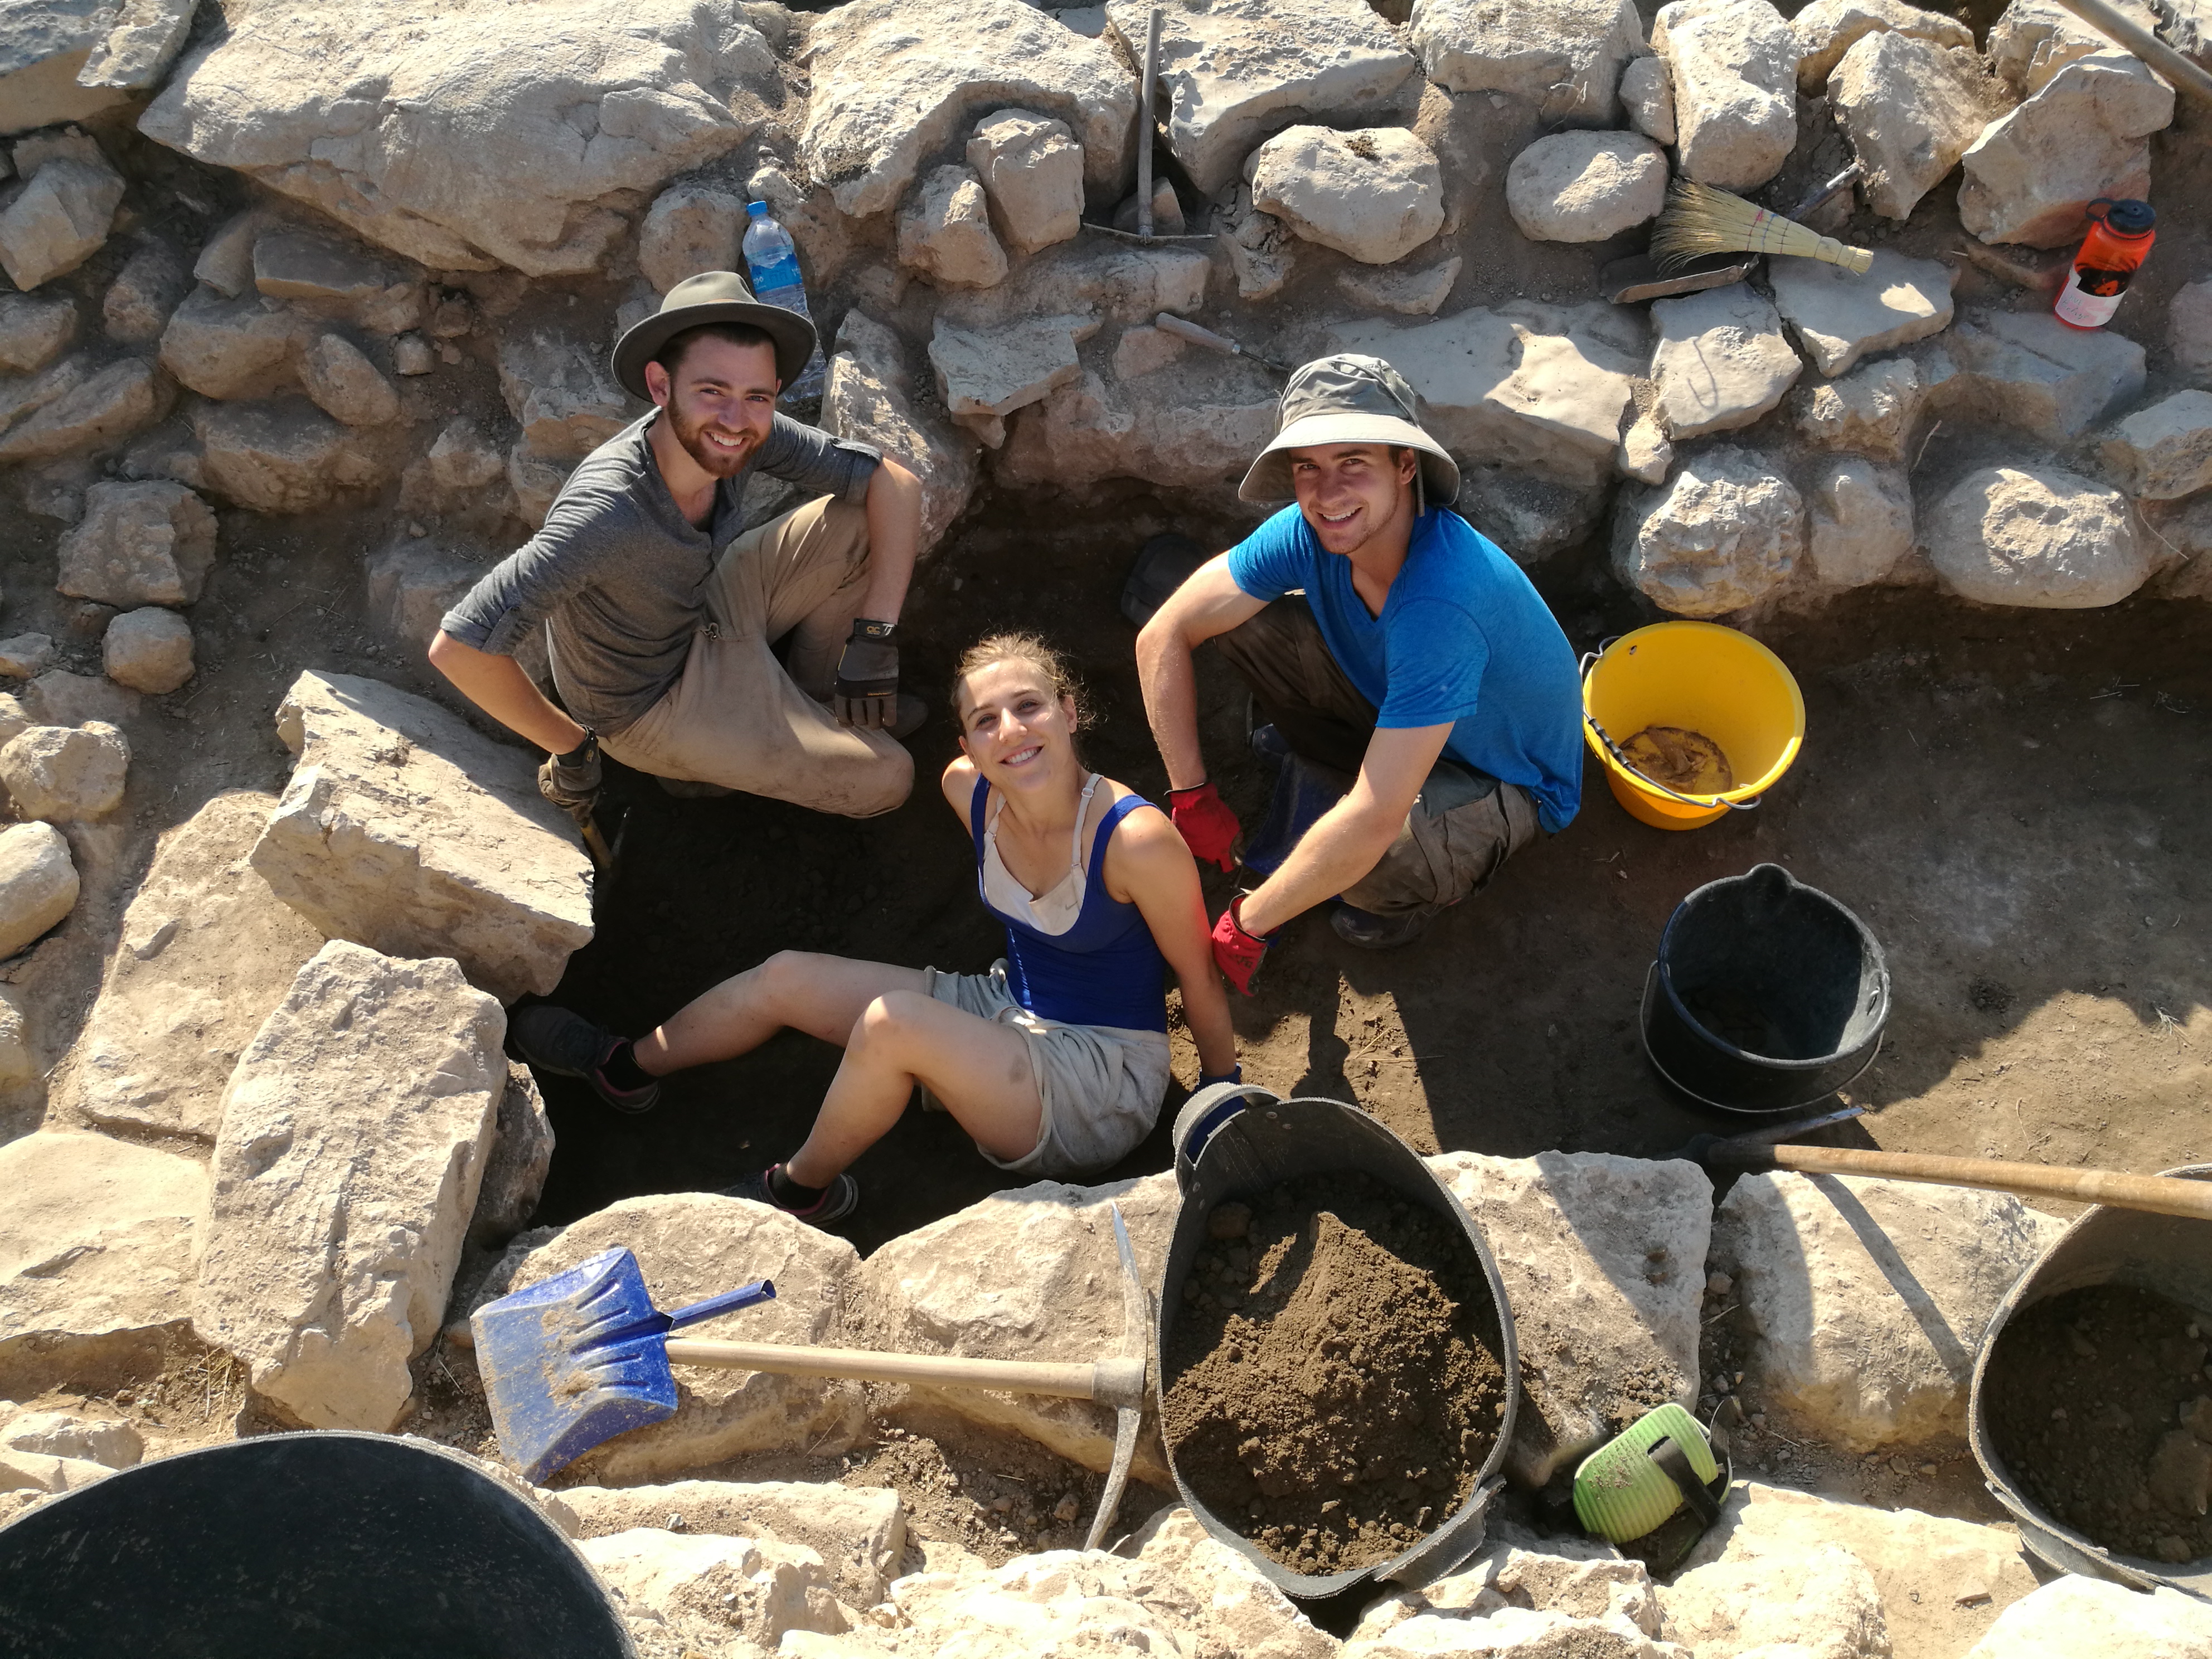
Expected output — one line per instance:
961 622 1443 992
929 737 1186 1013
741 201 827 401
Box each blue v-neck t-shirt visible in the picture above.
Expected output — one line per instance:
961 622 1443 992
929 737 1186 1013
1225 505 1584 833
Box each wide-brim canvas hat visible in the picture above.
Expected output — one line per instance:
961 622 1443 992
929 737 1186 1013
610 270 817 400
1238 353 1461 506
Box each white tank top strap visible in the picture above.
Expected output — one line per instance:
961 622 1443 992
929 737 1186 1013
982 772 1100 938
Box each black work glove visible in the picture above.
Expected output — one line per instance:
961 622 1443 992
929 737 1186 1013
537 730 600 823
833 618 899 730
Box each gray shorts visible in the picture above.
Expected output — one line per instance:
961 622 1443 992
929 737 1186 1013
920 961 1172 1181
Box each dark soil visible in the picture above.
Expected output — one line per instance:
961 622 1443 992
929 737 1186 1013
1985 1284 2212 1564
1159 1172 1507 1576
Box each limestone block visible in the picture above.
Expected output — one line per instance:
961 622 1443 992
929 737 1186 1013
1346 1607 1685 1656
55 480 217 607
2100 389 2212 501
189 209 261 297
0 637 56 681
1104 0 1417 196
0 722 128 822
102 241 191 346
472 1194 865 1480
1805 457 1913 591
802 0 1137 216
0 695 30 744
1337 257 1464 317
251 670 593 1001
1220 185 1298 300
856 1173 1177 1478
1925 308 2144 443
2172 279 2212 382
1614 445 1803 617
508 445 576 531
1505 130 1667 244
637 184 746 295
195 397 392 513
824 311 977 555
1987 0 2165 99
0 155 126 290
364 543 493 658
392 333 433 375
896 164 1008 290
1958 52 2172 248
497 319 639 460
1678 1482 2041 1659
1408 0 1645 125
299 333 400 427
194 943 502 1431
1617 411 1673 484
1648 282 1801 440
470 1064 554 1249
1713 1172 2064 1449
578 1529 848 1651
929 313 1090 430
0 294 75 375
1794 356 1923 460
1113 325 1186 381
1455 468 1612 565
1620 56 1677 144
1425 1153 1710 1487
1652 0 1798 191
0 1410 142 1468
0 358 171 463
936 240 1210 331
1769 248 1953 377
141 0 777 277
561 1480 904 1607
0 1 134 134
995 360 1279 492
0 1131 205 1394
0 1451 115 1495
102 608 194 695
1248 125 1445 265
0 988 31 1085
1832 32 2009 221
1923 463 2148 608
887 1552 1222 1657
251 227 418 325
158 285 304 401
0 357 89 447
425 416 507 492
1657 1542 1887 1658
77 0 198 91
1131 1507 1341 1659
1333 302 1642 488
0 822 77 959
1958 1575 2212 1658
25 670 139 728
967 109 1085 255
1793 0 1975 91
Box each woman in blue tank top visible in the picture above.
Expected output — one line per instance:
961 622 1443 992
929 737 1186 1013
508 633 1239 1228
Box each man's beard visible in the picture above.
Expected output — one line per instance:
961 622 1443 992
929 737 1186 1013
668 402 758 478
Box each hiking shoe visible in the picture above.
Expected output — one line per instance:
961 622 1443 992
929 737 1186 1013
1249 722 1292 769
509 1003 661 1113
722 1165 861 1226
887 694 928 741
1331 902 1438 950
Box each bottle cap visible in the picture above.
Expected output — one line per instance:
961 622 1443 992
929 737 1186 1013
2098 198 2155 235
746 200 769 217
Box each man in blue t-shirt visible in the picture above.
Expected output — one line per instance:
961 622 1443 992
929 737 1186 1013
1135 355 1584 983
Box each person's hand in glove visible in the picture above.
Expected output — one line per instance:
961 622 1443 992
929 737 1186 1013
1210 894 1277 996
1167 780 1241 872
833 619 900 729
537 729 600 824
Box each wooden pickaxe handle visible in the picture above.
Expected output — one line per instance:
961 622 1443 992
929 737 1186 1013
1708 1141 2212 1221
663 1338 1149 1410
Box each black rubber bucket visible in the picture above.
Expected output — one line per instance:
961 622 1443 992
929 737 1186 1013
1156 1084 1519 1602
1640 862 1889 1116
0 1432 632 1657
1968 1164 2212 1600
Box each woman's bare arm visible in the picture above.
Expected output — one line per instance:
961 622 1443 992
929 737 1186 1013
1108 804 1239 1078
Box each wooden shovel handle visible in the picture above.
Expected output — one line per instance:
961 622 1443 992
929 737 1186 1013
1714 1141 2212 1221
664 1338 1146 1406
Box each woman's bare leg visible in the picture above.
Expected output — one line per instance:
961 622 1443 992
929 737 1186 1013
634 951 926 1075
782 991 1043 1186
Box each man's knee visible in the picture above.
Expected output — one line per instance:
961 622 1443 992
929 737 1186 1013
834 739 914 819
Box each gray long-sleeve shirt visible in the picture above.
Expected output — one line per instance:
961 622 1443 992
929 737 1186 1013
441 411 881 733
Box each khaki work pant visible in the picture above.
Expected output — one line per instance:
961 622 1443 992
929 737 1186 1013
599 497 914 817
1215 597 1541 915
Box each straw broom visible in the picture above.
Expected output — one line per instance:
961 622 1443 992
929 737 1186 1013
1650 180 1874 275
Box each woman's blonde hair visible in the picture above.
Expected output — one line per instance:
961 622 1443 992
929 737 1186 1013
950 632 1089 728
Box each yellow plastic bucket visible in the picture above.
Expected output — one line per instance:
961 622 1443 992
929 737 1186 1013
1582 622 1805 831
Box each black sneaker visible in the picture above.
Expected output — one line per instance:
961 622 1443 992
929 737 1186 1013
722 1165 861 1226
1331 902 1439 950
509 1004 661 1113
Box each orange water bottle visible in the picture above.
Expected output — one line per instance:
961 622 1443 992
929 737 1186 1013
2054 198 2155 329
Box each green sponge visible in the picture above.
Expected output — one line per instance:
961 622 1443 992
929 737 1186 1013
1571 1404 1721 1544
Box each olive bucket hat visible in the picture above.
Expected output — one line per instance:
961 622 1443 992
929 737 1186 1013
1237 353 1461 506
609 270 818 400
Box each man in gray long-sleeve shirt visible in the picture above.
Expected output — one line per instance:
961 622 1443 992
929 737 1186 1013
431 270 926 819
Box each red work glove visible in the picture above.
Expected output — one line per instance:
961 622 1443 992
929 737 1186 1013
1167 780 1241 873
1210 895 1276 997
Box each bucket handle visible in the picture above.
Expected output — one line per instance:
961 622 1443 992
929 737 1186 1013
1580 643 1763 814
1639 962 1883 1114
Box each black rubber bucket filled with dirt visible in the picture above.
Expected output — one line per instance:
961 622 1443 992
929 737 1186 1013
0 1431 633 1657
1970 1163 2212 1599
1640 862 1889 1115
1156 1085 1518 1602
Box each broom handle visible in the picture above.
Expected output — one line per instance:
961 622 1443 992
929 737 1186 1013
1710 1141 2212 1221
2053 0 2212 108
663 1337 1146 1404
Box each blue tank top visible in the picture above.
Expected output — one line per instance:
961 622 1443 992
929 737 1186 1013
968 784 1168 1033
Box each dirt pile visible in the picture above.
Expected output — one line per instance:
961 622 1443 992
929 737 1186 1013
1621 725 1733 793
1160 1171 1506 1576
1985 1283 2212 1564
